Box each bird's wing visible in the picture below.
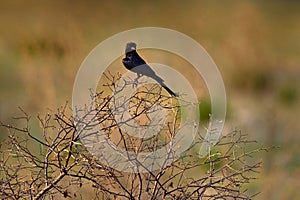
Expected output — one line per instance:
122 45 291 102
131 64 164 83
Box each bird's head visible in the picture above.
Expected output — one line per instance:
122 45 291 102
125 42 137 54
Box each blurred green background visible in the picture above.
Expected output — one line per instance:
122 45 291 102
1 0 300 199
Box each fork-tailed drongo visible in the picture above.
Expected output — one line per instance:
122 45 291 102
122 42 178 97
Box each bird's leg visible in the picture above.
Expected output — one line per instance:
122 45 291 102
133 73 142 88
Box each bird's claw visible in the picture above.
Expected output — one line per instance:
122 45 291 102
132 77 139 88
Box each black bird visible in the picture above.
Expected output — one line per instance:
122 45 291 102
122 42 178 97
